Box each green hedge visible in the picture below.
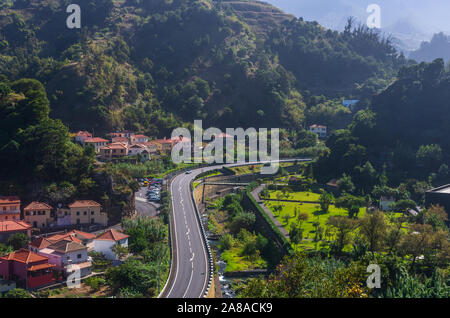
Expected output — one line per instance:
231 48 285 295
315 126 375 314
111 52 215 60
244 190 293 256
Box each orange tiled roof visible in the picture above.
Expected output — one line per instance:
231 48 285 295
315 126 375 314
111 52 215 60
0 249 49 264
47 233 82 244
0 220 31 233
0 196 20 204
84 137 109 143
24 201 52 211
68 200 101 208
67 230 96 240
28 263 56 271
76 131 92 137
133 134 148 139
96 229 129 242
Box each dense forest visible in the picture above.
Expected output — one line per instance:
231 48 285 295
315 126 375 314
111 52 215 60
0 0 408 135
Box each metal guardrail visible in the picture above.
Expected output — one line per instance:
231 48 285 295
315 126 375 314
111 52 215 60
189 179 214 298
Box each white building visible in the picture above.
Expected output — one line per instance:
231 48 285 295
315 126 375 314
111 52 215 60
308 125 327 138
128 143 148 156
93 229 129 261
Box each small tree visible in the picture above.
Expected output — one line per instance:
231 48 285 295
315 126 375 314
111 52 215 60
111 244 129 261
283 213 291 225
336 173 355 193
358 210 387 253
327 216 357 254
319 191 334 213
7 233 29 250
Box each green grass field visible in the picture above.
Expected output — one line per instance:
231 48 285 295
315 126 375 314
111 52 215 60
221 247 268 272
265 190 367 251
229 162 295 175
266 190 321 202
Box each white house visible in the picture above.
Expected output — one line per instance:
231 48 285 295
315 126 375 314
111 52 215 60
75 131 93 143
308 125 327 138
131 134 149 143
380 196 396 211
93 229 129 261
128 143 148 156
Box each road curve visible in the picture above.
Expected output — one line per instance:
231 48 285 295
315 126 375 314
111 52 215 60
161 159 311 298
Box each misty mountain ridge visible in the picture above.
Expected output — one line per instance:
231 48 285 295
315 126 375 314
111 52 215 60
410 32 450 63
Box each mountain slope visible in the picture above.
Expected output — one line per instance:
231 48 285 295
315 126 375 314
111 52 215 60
0 0 406 135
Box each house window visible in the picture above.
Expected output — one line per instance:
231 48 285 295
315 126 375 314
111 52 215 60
76 211 80 216
77 254 82 259
77 219 80 224
43 211 46 215
83 211 87 215
91 219 95 224
91 211 94 215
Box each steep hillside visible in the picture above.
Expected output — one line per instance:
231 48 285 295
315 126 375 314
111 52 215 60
0 0 406 135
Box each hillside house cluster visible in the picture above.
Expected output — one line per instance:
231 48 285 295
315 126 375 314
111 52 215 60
0 197 108 245
75 130 193 161
0 228 129 291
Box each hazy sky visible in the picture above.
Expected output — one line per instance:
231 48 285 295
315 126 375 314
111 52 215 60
265 0 450 35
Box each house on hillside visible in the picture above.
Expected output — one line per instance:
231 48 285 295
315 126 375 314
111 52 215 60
308 125 327 138
128 143 148 156
99 142 128 159
0 249 58 290
83 137 109 153
425 184 450 216
0 196 21 221
0 220 31 243
111 136 130 145
93 229 129 261
23 202 53 229
75 131 92 143
150 138 175 153
110 131 135 139
38 240 92 278
131 134 149 143
67 200 108 227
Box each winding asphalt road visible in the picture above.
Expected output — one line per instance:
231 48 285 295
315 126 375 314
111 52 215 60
161 159 311 298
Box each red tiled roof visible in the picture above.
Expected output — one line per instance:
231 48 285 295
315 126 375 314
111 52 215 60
133 135 148 139
84 137 109 143
0 249 49 264
68 200 101 208
67 230 96 240
309 124 327 128
0 196 20 204
47 233 82 244
96 229 129 242
24 201 52 211
0 220 31 233
76 131 92 137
